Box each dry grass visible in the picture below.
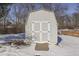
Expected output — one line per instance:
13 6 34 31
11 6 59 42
8 40 32 46
62 31 79 37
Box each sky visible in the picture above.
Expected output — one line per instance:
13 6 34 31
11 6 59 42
65 3 77 15
9 3 78 22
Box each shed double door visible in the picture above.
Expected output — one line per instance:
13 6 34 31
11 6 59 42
32 21 51 42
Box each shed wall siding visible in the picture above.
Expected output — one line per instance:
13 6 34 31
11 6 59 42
25 10 57 44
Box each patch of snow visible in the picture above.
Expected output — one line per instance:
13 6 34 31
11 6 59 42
0 35 79 56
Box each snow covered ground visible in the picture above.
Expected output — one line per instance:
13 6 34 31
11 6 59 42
0 35 79 56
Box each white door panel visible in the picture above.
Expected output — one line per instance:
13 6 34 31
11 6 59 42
32 21 50 42
42 32 48 41
42 23 49 31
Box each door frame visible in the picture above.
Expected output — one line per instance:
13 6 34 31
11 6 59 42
31 21 51 43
